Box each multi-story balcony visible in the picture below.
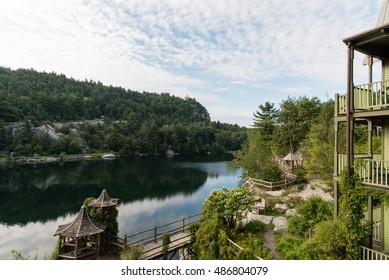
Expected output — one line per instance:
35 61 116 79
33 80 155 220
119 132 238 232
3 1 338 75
336 80 389 116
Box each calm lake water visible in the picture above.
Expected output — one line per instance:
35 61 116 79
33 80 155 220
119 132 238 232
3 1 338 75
0 154 242 259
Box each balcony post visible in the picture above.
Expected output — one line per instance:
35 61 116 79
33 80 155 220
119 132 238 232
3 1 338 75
368 56 373 84
334 122 339 176
346 43 354 179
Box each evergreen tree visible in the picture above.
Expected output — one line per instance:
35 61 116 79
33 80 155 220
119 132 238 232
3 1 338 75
252 101 278 141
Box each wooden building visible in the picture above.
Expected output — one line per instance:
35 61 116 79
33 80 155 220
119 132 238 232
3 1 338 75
333 0 389 259
54 205 106 260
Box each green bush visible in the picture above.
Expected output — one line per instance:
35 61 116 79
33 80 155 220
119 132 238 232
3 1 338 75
243 220 266 235
306 219 348 260
162 233 171 259
120 245 143 260
276 235 310 260
287 195 332 238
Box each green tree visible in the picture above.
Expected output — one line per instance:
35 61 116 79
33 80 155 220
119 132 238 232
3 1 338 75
302 100 335 181
274 96 321 155
202 186 254 229
252 101 278 141
230 129 282 181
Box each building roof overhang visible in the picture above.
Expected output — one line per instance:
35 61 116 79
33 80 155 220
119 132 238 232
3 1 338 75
54 205 105 238
88 189 118 208
343 23 389 60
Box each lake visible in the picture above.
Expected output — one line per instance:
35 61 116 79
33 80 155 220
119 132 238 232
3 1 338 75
0 154 242 259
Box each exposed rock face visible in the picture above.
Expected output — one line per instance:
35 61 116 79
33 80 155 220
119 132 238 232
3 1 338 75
298 184 333 202
36 124 60 140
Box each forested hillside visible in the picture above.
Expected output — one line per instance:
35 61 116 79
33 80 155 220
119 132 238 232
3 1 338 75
0 67 246 157
0 67 210 123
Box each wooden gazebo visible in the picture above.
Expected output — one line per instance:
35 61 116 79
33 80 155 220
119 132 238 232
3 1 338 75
282 153 303 172
88 189 118 208
54 205 106 260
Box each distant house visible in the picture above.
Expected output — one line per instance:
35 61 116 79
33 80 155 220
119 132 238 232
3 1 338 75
333 0 389 259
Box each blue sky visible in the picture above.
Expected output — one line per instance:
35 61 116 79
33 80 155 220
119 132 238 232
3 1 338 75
0 0 384 126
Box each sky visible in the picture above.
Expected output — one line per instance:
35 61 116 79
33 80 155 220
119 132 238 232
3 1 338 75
0 0 385 127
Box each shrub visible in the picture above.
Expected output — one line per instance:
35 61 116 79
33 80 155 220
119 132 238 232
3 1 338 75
276 235 310 260
162 233 171 259
120 245 143 260
287 195 332 238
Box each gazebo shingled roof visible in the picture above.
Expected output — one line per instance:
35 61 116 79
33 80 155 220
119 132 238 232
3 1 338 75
88 189 118 208
54 205 105 238
282 153 302 162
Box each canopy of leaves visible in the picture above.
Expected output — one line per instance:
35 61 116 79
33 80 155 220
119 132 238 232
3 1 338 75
230 130 282 181
273 96 321 155
202 186 254 229
302 100 334 181
252 101 278 141
0 67 210 123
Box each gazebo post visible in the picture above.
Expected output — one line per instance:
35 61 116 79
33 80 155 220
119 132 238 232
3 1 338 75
97 234 101 255
75 238 78 259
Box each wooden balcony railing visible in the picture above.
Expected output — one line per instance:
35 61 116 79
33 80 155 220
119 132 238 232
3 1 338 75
354 80 389 110
336 94 347 115
360 246 389 260
336 154 389 188
335 80 389 115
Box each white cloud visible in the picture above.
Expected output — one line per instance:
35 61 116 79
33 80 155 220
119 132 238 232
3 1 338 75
0 0 383 126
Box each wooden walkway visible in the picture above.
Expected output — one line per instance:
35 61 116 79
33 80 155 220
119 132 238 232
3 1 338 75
141 232 191 260
121 213 201 260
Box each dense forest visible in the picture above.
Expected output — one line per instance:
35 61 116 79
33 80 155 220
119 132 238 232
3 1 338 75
0 67 247 157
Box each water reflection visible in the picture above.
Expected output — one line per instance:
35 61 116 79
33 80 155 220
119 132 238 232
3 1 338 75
0 156 211 225
0 154 241 259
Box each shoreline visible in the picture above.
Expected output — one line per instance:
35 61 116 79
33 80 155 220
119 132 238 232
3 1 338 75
0 153 115 167
0 152 233 167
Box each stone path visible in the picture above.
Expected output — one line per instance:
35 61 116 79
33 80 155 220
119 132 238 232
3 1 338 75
263 229 283 260
247 179 333 260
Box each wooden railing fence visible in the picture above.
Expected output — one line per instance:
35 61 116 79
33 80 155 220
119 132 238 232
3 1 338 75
246 177 295 191
360 246 389 260
124 212 202 247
